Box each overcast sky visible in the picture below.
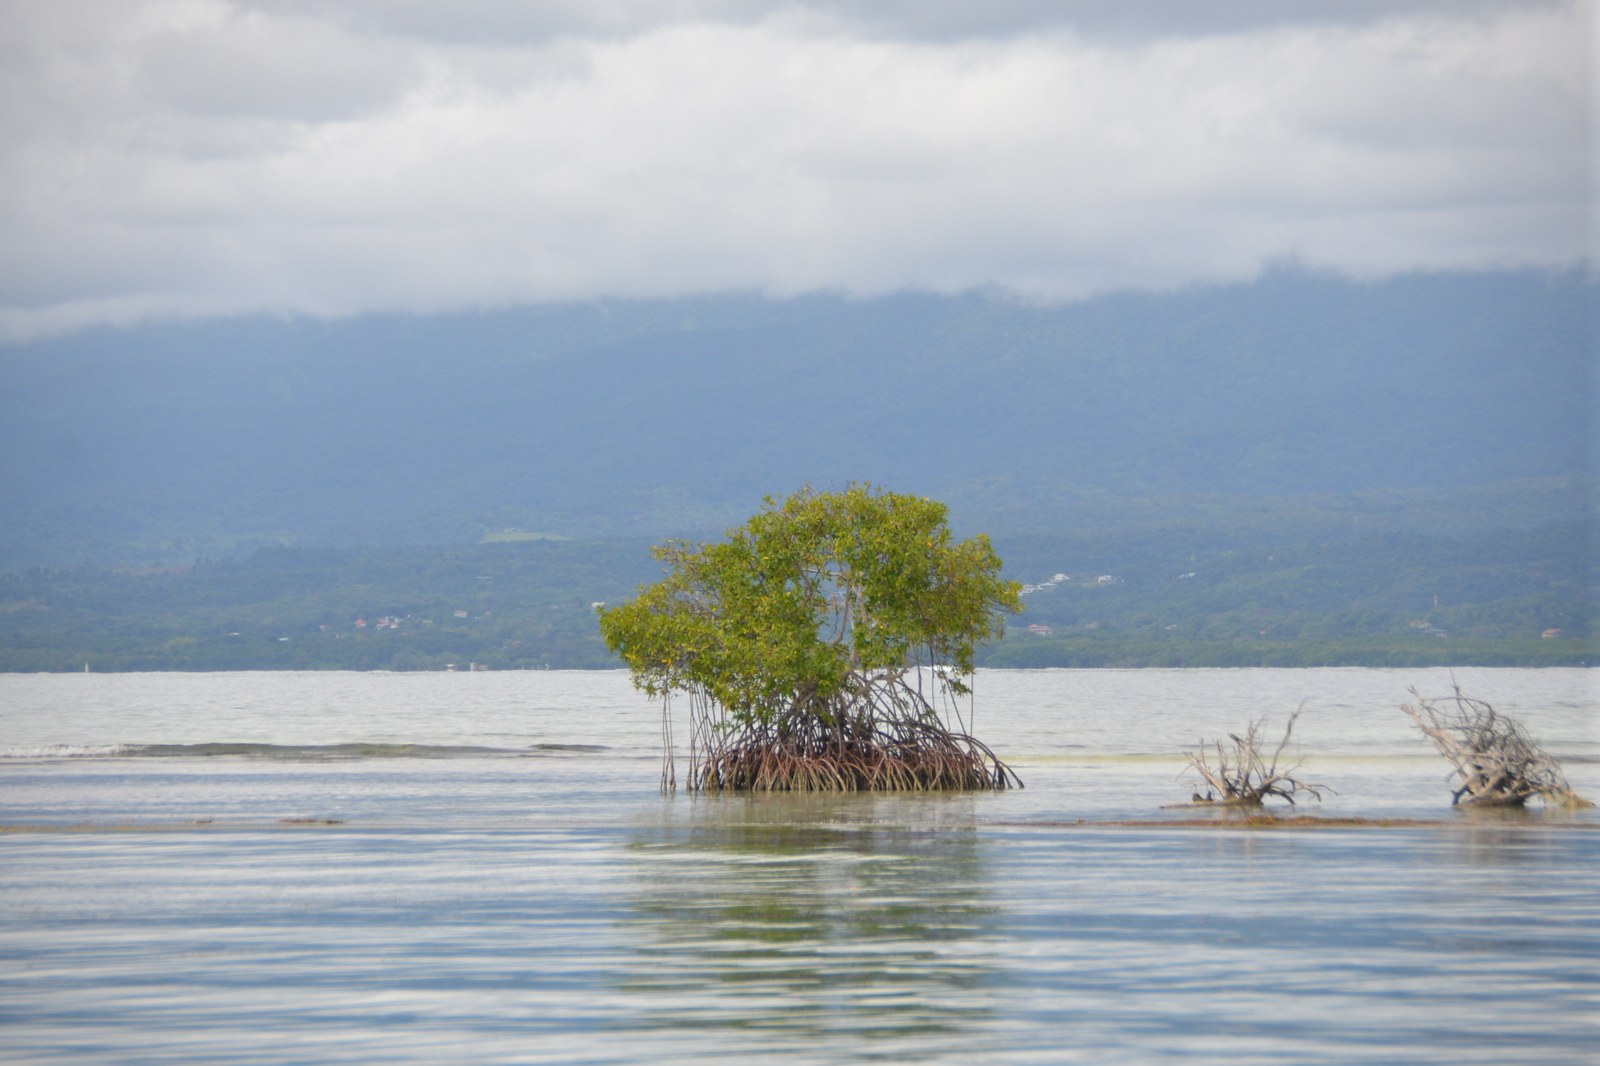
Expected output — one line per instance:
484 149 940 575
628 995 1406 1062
0 0 1590 339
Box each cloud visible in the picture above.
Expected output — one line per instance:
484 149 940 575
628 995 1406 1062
266 0 1569 46
0 0 1588 338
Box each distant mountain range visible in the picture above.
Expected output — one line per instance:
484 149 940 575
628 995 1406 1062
1 267 1593 569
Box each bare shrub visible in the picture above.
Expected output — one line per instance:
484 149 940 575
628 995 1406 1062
1183 709 1329 806
1401 684 1590 808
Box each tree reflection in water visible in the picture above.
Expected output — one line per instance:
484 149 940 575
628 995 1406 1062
616 794 1005 1053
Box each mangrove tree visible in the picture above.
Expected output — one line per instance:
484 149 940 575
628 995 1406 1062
599 485 1023 792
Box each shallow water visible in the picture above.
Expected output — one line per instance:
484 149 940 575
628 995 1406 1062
1 668 1596 1063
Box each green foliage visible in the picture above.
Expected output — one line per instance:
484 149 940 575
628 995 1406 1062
599 486 1020 725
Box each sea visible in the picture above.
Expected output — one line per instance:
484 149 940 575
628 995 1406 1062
1 667 1595 1064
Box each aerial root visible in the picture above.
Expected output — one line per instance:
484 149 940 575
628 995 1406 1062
691 720 1021 792
666 671 1020 793
694 735 1018 793
690 714 1019 793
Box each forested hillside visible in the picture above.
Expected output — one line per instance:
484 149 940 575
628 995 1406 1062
1 511 1590 671
1 269 1591 569
0 540 656 672
2 267 1592 669
987 516 1594 667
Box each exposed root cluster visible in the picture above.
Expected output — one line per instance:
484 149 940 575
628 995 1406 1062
668 670 1020 793
1402 684 1589 808
1183 709 1329 806
698 724 1015 792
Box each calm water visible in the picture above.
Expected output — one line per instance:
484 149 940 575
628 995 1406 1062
1 668 1596 1063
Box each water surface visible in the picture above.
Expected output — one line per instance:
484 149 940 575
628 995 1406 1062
2 668 1595 1063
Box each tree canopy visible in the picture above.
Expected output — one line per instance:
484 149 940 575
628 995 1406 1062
601 485 1019 717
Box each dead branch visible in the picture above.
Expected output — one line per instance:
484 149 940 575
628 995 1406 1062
1401 683 1590 808
1183 708 1329 806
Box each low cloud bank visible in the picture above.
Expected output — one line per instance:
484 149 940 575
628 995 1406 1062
0 0 1588 338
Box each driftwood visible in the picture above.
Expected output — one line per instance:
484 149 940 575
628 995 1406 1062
1401 684 1590 808
1183 709 1329 806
